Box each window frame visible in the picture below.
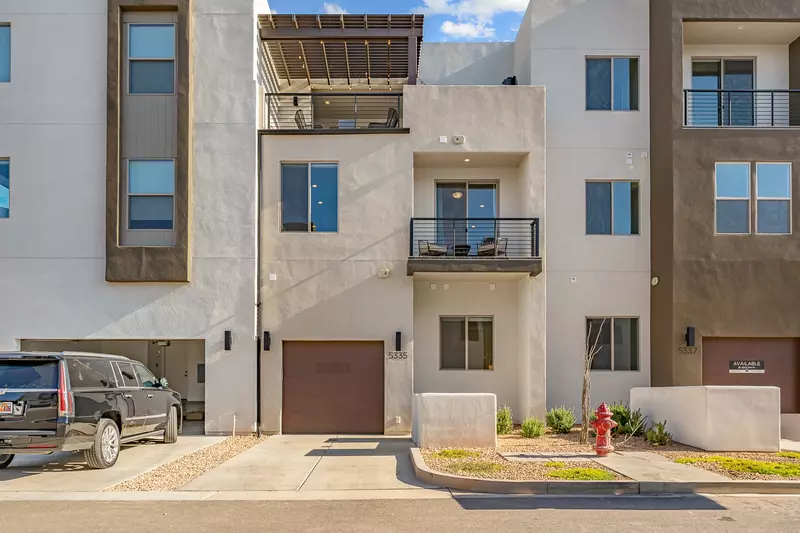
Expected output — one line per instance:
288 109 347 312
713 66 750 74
113 361 140 388
0 23 10 83
127 23 176 96
714 162 752 236
585 179 641 236
439 315 495 371
755 162 792 236
586 316 640 372
133 363 159 388
127 159 176 232
0 158 9 219
585 56 640 112
280 161 339 233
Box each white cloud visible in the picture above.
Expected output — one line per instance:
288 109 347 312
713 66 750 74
440 20 495 39
417 0 528 17
323 2 347 14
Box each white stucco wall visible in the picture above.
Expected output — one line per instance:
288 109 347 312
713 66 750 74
0 0 261 434
419 42 515 86
412 393 497 449
518 0 651 412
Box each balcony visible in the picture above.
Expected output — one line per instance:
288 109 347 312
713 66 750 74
264 92 407 133
407 218 541 276
684 89 800 128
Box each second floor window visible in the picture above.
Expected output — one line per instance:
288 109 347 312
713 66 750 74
281 163 338 232
0 159 8 218
0 24 9 82
715 162 792 235
129 23 175 94
586 57 639 111
586 181 640 235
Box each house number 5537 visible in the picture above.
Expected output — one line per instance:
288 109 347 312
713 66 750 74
678 347 697 355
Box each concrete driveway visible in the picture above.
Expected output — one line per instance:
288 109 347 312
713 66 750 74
181 435 435 492
0 436 224 492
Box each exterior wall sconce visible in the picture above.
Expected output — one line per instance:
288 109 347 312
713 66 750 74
395 331 402 351
263 331 271 351
224 330 232 351
685 327 695 347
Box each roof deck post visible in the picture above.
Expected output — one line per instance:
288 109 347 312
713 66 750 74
408 35 418 85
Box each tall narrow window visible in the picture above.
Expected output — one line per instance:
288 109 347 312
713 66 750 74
586 57 639 111
440 317 493 370
0 24 9 83
587 318 639 371
756 163 791 235
129 24 175 94
715 163 750 234
128 160 175 230
281 163 338 232
0 160 8 218
586 181 639 235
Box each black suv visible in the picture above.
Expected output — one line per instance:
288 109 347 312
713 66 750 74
0 351 182 469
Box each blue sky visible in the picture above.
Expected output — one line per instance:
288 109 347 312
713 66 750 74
266 0 527 42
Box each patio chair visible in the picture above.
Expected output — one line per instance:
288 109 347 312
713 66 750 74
368 108 400 129
295 109 324 130
477 237 508 257
418 240 448 257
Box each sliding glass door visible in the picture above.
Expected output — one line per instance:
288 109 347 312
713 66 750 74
692 59 754 126
435 182 497 255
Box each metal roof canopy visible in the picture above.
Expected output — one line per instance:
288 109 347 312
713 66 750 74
259 14 424 85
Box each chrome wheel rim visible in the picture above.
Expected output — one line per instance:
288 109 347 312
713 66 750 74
101 425 119 463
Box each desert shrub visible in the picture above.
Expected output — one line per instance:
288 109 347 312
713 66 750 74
520 417 546 438
451 461 506 476
546 406 576 434
432 449 480 460
676 456 800 478
547 468 615 481
777 451 800 460
496 405 513 435
645 420 672 446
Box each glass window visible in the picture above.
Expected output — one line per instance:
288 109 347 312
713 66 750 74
0 360 58 389
440 317 493 370
0 24 9 83
281 163 338 232
133 364 158 388
128 160 175 230
68 358 115 389
715 163 750 234
128 24 175 94
756 163 791 235
587 57 639 111
116 362 139 387
197 363 205 384
586 181 639 235
587 318 639 371
0 160 8 218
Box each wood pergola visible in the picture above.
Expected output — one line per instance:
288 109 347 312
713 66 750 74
258 13 424 86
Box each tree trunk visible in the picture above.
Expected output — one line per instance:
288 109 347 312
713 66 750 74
580 366 591 444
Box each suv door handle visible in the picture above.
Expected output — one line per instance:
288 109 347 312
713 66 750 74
146 394 154 398
124 394 133 399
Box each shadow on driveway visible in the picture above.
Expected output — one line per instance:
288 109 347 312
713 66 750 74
454 494 727 511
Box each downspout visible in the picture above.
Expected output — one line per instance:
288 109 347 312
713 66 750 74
255 130 263 438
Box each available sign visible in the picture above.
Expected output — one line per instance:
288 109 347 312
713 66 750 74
729 360 765 374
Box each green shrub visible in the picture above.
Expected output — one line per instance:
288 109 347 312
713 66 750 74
777 451 800 460
546 406 576 434
547 468 615 481
520 417 546 438
544 461 566 469
676 456 800 478
645 420 672 446
496 405 513 435
608 403 647 436
451 461 506 476
432 449 480 460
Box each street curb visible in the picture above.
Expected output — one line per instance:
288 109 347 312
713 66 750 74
409 448 800 495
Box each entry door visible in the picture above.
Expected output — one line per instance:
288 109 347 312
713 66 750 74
435 182 497 254
692 59 754 126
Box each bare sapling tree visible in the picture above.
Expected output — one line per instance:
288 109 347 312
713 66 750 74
581 318 607 444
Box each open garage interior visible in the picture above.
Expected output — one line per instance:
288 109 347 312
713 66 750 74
19 339 206 422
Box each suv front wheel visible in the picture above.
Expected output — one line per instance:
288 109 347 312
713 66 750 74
85 418 120 469
0 454 13 469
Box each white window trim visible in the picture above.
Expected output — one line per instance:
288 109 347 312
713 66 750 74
127 23 177 96
279 161 339 234
755 162 792 236
439 315 495 372
586 316 640 372
127 159 176 232
585 179 641 236
585 56 640 112
714 162 752 235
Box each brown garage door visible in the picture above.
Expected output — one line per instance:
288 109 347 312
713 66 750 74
703 338 800 413
282 341 384 434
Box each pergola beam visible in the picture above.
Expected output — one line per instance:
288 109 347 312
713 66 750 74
343 42 351 86
321 41 332 86
298 41 312 86
261 28 417 40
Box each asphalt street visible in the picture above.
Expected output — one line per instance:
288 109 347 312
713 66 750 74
2 495 800 532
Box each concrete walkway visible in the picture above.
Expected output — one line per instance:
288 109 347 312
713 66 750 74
181 435 436 492
594 452 728 482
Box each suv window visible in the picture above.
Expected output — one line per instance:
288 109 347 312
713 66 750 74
115 362 139 387
0 360 58 389
134 364 158 388
67 358 115 388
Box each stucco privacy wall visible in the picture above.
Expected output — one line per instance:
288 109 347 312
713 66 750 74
412 393 497 449
419 43 515 86
0 0 261 434
631 386 781 452
260 85 545 433
518 0 651 411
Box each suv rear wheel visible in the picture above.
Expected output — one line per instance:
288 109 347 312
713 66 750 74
85 418 120 469
163 406 178 444
0 454 13 469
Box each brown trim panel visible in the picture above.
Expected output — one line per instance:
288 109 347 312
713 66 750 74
106 0 192 282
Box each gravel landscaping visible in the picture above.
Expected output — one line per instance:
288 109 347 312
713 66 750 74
654 451 800 481
107 435 267 491
499 427 696 454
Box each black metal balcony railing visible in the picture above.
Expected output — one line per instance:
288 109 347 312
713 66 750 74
264 92 404 131
409 218 540 259
684 89 800 128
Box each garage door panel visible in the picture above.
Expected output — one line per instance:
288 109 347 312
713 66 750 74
282 341 384 434
703 337 800 413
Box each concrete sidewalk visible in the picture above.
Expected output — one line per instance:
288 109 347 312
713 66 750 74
181 435 436 492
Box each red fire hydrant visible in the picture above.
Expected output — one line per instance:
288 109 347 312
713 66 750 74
590 403 618 457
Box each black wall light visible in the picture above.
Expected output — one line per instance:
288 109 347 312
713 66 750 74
263 331 271 351
685 326 696 347
395 331 402 351
224 330 232 351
